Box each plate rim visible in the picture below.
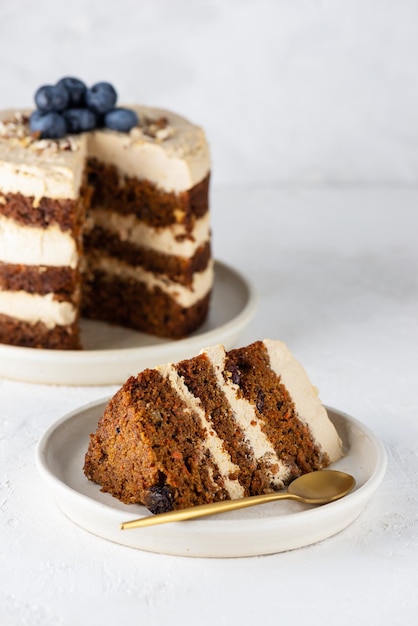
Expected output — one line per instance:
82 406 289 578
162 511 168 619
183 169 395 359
35 400 387 556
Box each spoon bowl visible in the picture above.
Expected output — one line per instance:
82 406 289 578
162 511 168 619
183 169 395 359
121 470 355 530
287 469 356 504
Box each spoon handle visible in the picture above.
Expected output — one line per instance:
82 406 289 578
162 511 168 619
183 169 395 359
120 491 294 529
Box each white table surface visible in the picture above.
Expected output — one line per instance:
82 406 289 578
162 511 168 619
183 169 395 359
1 186 417 626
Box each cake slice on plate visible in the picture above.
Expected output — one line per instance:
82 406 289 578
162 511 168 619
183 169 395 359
84 339 343 512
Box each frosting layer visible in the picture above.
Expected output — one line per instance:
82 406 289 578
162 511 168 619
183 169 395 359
87 209 210 258
0 106 210 200
84 256 214 308
0 110 87 202
88 106 210 193
0 291 76 328
0 215 78 268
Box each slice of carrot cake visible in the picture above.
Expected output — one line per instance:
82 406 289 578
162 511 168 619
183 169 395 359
84 339 343 512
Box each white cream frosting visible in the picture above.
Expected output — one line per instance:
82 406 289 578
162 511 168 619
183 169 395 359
0 106 210 201
0 110 87 202
0 215 78 268
87 105 210 193
203 344 291 489
88 209 210 258
0 291 76 328
263 339 343 462
158 363 244 500
85 256 214 307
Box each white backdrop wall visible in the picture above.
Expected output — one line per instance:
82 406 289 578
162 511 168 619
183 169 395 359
0 0 416 187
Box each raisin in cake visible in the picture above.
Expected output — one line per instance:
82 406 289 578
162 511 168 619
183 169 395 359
84 339 343 513
0 80 212 349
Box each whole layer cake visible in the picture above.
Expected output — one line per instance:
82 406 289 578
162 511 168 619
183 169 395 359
0 103 212 349
84 339 343 513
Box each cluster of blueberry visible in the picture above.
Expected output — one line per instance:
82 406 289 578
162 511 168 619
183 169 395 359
30 77 139 139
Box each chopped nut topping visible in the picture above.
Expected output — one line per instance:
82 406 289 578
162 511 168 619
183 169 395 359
129 115 175 143
0 110 176 153
173 208 186 223
0 111 80 153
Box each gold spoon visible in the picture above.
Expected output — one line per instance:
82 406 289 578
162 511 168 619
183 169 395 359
120 469 355 530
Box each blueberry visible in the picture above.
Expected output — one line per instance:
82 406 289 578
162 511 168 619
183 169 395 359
63 108 97 134
104 107 138 132
85 82 117 114
56 77 86 107
34 84 69 112
29 110 67 139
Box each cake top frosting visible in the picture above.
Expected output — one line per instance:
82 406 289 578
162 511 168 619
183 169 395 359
0 109 87 201
0 80 210 199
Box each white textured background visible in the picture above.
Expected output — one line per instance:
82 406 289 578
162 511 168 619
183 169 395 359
0 0 417 186
1 3 418 624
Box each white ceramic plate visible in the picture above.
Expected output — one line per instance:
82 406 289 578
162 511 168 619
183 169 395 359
0 260 257 386
36 402 386 558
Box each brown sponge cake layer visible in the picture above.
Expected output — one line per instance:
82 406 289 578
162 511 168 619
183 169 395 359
0 313 80 349
0 192 87 234
88 160 209 229
0 263 78 299
81 270 211 338
84 369 229 509
84 227 211 286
